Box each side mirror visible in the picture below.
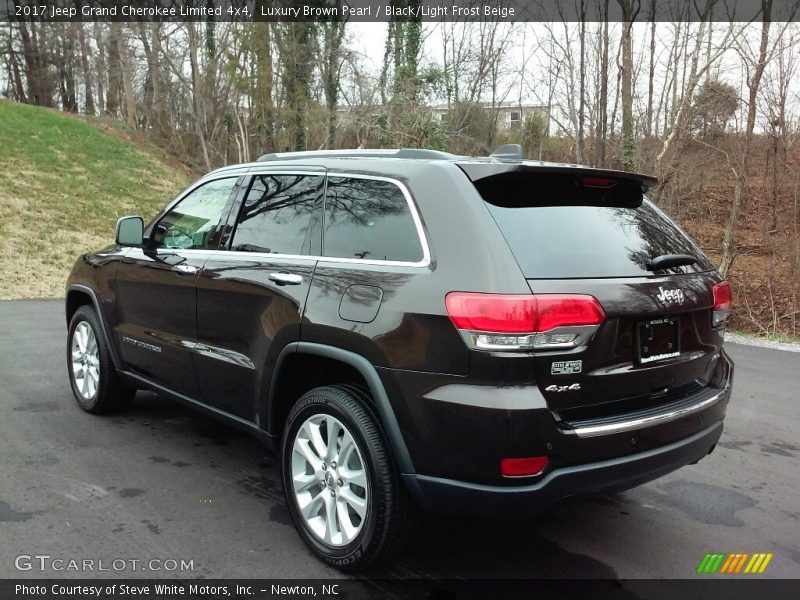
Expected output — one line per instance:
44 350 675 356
115 215 144 247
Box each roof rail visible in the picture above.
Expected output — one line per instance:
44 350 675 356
256 148 457 162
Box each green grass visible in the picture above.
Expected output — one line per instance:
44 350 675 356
0 100 190 298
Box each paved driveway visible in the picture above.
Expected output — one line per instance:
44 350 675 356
1 299 797 579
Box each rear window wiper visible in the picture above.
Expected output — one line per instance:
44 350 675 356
647 254 697 271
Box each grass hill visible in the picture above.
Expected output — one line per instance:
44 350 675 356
0 100 189 298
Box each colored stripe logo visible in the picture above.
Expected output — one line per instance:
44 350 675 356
697 552 773 574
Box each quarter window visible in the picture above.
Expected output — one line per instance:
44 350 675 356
153 177 238 250
230 174 323 255
323 177 424 263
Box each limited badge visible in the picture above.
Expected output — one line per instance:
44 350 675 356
551 360 582 375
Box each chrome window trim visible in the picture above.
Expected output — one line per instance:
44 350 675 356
321 172 431 268
197 170 432 269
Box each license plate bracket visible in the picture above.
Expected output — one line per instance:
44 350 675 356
637 316 680 364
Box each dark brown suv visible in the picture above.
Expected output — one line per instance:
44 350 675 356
65 146 734 570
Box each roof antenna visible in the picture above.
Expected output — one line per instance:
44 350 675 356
489 144 523 162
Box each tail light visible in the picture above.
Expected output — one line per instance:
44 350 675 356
712 281 732 327
445 292 605 351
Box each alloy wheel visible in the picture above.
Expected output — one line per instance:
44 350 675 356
290 414 370 546
71 321 100 400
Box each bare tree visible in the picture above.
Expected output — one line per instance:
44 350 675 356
76 23 94 115
720 0 773 276
655 1 736 190
645 0 656 137
595 1 610 166
319 11 347 148
616 0 640 171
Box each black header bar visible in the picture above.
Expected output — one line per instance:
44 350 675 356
2 0 798 23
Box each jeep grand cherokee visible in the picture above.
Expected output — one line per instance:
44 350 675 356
65 146 733 570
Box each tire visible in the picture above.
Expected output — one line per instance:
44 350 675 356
281 384 419 571
67 305 136 414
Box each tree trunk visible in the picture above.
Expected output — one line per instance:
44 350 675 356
105 24 121 116
654 2 722 189
594 1 609 167
58 24 78 113
720 0 772 276
93 23 106 114
617 0 637 171
18 20 53 107
282 22 315 151
323 15 345 148
577 0 586 164
646 0 656 137
112 23 137 129
5 30 27 102
187 23 212 170
76 23 95 115
253 14 274 153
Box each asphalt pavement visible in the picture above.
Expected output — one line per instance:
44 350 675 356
1 299 798 580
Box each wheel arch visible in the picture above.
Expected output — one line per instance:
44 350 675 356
66 284 121 369
268 342 415 474
66 288 93 324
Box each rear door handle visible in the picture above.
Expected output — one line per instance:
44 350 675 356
173 264 198 275
269 272 303 286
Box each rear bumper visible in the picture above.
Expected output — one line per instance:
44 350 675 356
403 419 723 516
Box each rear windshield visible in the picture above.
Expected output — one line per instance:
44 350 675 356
475 173 712 279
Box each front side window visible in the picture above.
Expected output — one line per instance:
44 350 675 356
230 174 323 255
153 177 238 250
323 177 424 263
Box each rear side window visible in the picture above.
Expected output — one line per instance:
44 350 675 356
475 173 712 279
231 174 323 255
323 176 424 263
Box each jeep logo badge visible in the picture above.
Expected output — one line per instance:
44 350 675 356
656 286 685 306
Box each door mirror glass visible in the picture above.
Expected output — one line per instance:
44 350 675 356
115 216 144 246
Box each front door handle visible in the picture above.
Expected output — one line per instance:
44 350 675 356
173 264 198 275
268 272 303 286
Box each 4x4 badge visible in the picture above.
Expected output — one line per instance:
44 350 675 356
546 383 581 392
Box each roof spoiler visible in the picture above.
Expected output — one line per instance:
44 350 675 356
489 144 523 162
459 162 658 192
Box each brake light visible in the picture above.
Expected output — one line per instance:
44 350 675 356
712 281 732 327
581 176 617 188
445 292 605 351
501 456 549 477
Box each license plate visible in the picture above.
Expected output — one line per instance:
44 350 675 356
637 316 680 364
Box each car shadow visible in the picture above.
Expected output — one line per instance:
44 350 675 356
121 391 621 580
